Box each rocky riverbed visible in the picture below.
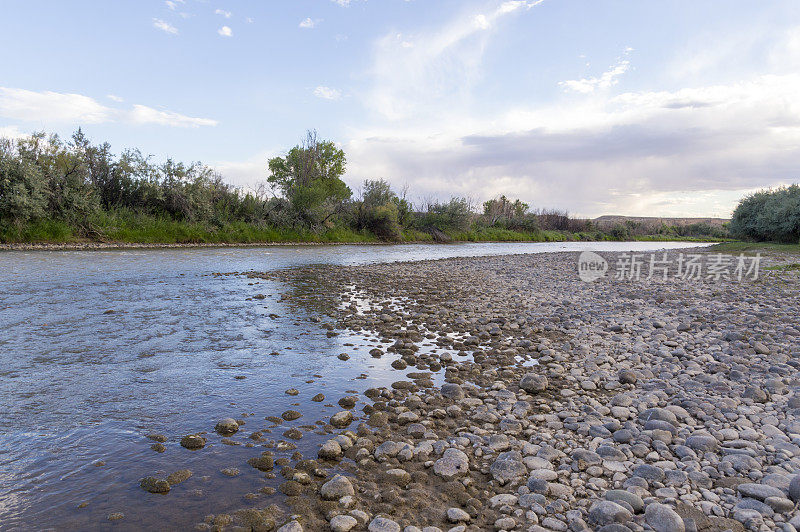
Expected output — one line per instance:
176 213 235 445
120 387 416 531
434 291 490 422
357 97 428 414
144 249 799 531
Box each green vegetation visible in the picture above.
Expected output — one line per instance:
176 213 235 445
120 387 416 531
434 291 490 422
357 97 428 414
764 263 800 271
0 129 728 246
708 241 800 255
729 185 800 244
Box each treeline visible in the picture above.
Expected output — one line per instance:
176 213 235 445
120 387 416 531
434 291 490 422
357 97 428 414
0 129 726 244
729 185 800 244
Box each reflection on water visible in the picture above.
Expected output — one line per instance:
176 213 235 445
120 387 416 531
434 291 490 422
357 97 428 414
0 241 709 529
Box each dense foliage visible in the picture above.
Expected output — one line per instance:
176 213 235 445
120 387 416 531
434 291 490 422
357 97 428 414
729 185 800 243
0 129 730 244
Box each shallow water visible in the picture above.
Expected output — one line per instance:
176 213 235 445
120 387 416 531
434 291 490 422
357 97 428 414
0 241 709 530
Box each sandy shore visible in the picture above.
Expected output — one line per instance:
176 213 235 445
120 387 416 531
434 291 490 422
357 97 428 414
135 249 799 531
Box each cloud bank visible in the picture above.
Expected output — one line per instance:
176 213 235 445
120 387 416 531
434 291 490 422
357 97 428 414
0 87 217 128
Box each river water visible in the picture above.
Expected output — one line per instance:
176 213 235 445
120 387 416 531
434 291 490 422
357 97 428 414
0 241 710 530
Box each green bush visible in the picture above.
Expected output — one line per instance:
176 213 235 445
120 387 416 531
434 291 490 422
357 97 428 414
729 185 800 243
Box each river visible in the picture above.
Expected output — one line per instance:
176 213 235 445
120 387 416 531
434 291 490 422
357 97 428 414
0 241 710 530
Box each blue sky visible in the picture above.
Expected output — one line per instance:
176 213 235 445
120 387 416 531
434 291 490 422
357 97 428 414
2 0 800 217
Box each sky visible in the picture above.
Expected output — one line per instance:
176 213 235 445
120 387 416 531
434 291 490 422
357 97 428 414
2 0 800 218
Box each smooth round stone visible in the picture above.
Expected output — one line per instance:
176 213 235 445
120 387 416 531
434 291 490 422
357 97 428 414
215 418 239 435
588 500 632 527
644 503 685 532
447 507 470 522
605 490 644 513
320 474 355 500
330 515 358 532
368 517 401 532
737 483 785 501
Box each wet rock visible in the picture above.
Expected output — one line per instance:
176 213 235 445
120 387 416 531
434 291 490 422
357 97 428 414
519 373 548 393
284 428 303 440
312 393 325 402
282 410 302 421
166 469 192 485
180 434 206 450
320 474 355 500
368 412 388 427
330 410 354 428
441 383 464 400
338 396 357 409
140 476 170 494
215 418 239 435
319 439 343 460
247 451 275 471
279 480 302 496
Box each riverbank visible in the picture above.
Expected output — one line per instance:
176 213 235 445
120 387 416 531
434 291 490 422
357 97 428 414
0 234 721 252
122 247 798 531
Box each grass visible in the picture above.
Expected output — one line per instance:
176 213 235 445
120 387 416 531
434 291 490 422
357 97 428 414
708 241 800 255
0 219 77 243
764 263 800 271
0 211 733 247
632 234 728 243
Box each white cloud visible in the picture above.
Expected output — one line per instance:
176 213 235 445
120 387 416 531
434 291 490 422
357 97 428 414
0 87 217 128
107 94 124 103
559 54 631 94
0 125 27 140
0 87 112 123
331 0 352 5
299 17 320 29
164 0 183 10
473 15 490 30
218 26 233 37
128 104 218 127
153 18 178 34
367 1 544 120
343 72 800 217
246 17 254 23
215 9 232 18
313 86 342 100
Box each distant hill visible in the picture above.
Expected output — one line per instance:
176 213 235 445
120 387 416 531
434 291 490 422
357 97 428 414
593 215 729 228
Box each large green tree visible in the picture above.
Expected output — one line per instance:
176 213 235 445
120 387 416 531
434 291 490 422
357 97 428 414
267 131 351 226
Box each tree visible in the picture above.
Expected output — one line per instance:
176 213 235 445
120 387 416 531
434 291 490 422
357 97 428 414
483 195 528 224
267 130 351 226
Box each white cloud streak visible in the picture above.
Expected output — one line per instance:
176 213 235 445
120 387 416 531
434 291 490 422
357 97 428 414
313 86 342 100
153 18 178 34
559 56 631 94
299 17 320 29
215 9 232 18
0 87 217 128
218 25 233 37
